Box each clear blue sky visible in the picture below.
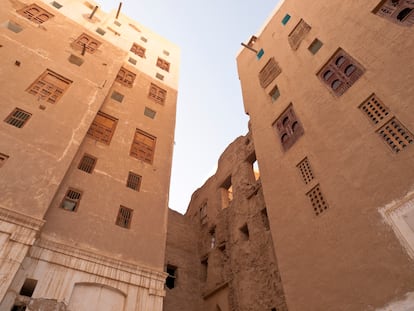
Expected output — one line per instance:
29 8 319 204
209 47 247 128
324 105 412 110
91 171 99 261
99 0 280 214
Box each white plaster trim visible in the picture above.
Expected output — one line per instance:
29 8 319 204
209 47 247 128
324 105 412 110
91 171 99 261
379 189 414 260
375 291 414 311
0 206 45 232
30 237 167 296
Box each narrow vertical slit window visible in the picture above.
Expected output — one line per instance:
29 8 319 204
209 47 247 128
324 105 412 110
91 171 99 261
165 265 177 289
78 154 97 173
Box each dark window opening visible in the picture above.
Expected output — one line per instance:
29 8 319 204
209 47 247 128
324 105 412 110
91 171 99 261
20 278 37 297
261 208 270 231
397 7 413 21
165 265 177 289
240 223 249 241
201 257 208 282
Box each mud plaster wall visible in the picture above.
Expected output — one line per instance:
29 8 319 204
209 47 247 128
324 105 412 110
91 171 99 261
167 134 288 311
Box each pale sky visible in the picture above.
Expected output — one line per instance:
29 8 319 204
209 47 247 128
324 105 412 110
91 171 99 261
99 0 280 214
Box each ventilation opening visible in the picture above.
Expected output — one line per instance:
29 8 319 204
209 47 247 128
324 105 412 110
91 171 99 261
5 21 23 33
240 223 249 241
201 257 208 282
221 176 233 209
20 278 37 297
308 38 323 55
51 1 63 9
166 265 177 289
111 91 124 103
96 28 106 36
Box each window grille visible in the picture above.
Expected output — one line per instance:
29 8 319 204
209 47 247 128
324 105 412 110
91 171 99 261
61 188 82 211
116 206 133 228
4 108 31 128
273 104 304 151
377 117 414 153
78 154 97 173
126 172 142 191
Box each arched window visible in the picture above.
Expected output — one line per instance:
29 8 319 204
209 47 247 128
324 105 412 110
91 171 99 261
345 64 356 76
282 116 290 127
323 70 333 81
331 80 342 90
397 7 413 21
281 133 288 143
292 121 299 132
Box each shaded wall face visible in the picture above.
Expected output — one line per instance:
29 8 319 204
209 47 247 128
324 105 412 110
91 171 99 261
237 0 414 310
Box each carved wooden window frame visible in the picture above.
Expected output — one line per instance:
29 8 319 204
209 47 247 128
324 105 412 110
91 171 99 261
373 0 414 26
317 48 364 97
72 33 101 54
130 43 146 57
116 206 133 228
26 69 72 104
86 111 118 145
130 128 156 164
148 83 167 105
17 3 54 24
156 57 170 72
288 19 311 50
273 104 304 151
258 57 282 88
115 67 136 88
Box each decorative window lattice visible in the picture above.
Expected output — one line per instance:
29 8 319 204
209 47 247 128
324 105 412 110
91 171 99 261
27 69 72 104
17 3 54 24
87 111 118 145
115 67 136 87
126 171 141 191
128 57 137 65
373 0 414 26
259 57 282 88
61 188 82 211
288 19 311 50
155 73 164 80
116 206 133 228
377 117 414 153
273 104 304 151
156 57 170 72
318 48 364 96
148 83 167 104
307 184 328 216
4 108 31 128
359 94 390 125
130 43 146 57
78 154 97 173
0 153 9 168
297 157 314 184
130 129 156 164
72 33 101 54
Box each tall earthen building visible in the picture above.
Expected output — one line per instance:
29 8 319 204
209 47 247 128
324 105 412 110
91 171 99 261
0 0 179 310
1 0 414 310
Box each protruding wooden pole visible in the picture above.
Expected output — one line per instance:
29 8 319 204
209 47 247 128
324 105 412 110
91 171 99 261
241 43 258 54
89 5 98 19
116 2 122 19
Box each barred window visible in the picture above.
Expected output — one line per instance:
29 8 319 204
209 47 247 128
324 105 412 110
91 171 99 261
61 188 82 212
156 57 170 72
78 154 97 173
87 111 118 145
4 108 31 128
148 83 167 105
258 57 282 88
72 33 101 54
130 43 146 57
26 69 72 104
130 129 156 164
318 48 364 96
116 206 133 228
115 67 136 87
273 104 304 151
17 3 54 24
126 171 142 191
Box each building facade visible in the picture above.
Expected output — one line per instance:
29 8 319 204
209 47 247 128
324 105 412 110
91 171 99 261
0 1 179 310
236 0 414 310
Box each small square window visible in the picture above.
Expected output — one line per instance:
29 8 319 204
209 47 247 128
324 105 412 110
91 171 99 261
126 171 141 191
144 107 156 119
156 57 170 72
61 188 82 212
200 202 208 225
111 91 124 103
269 85 280 102
5 21 23 33
114 20 121 27
128 57 137 65
140 36 148 42
96 28 106 36
51 1 63 9
239 223 249 241
308 38 323 55
281 14 291 25
116 206 133 228
155 73 164 81
4 108 31 128
0 153 9 168
163 50 170 56
78 154 97 173
273 104 304 151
